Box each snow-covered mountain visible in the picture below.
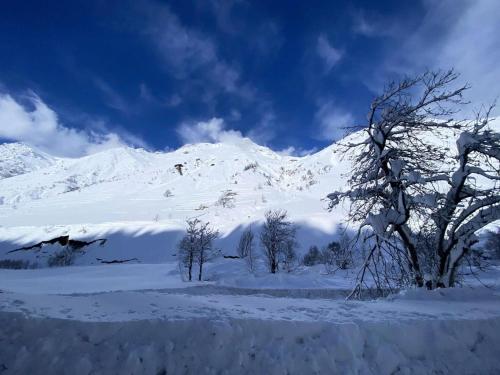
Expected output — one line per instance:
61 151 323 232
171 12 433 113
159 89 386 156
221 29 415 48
0 137 351 262
1 117 498 264
0 142 56 180
0 138 349 226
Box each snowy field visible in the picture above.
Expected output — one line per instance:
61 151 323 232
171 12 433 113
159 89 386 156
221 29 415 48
2 261 500 374
1 132 499 373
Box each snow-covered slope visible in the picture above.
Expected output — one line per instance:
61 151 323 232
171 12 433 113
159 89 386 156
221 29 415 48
0 142 56 180
0 138 342 216
0 120 497 264
0 137 349 261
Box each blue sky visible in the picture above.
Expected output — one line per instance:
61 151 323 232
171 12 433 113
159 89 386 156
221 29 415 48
0 0 499 157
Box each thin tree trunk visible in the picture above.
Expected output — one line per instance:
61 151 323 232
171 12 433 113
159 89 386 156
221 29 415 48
188 254 193 281
198 259 203 281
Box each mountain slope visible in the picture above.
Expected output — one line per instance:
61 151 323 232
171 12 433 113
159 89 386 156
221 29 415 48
0 142 56 180
0 138 347 229
1 122 496 264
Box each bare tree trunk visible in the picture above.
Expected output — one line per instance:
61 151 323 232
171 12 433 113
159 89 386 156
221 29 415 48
395 226 424 287
198 253 203 281
271 258 277 273
188 254 193 281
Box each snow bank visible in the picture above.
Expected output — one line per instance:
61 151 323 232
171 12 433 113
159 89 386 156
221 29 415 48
1 312 499 374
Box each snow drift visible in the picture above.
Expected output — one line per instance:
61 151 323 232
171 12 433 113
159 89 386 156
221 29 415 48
1 312 499 375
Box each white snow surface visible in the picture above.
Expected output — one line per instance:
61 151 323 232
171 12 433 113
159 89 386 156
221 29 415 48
0 137 352 264
1 263 500 374
1 131 500 374
0 142 55 180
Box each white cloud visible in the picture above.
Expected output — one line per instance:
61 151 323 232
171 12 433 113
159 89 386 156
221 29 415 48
205 1 283 57
141 2 254 101
246 110 277 145
0 93 146 157
352 13 375 36
315 100 354 141
176 118 244 144
93 78 131 114
165 94 182 107
139 83 155 102
351 10 400 38
277 146 318 157
316 34 343 72
176 116 310 154
371 0 500 113
433 0 500 108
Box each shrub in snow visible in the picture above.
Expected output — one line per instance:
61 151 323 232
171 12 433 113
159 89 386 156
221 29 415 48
237 227 256 271
48 247 77 267
0 259 37 269
177 219 219 281
216 190 237 208
322 241 353 273
174 164 183 175
260 209 297 273
163 189 173 198
485 229 500 259
64 175 79 193
327 70 500 296
243 162 258 171
303 245 322 266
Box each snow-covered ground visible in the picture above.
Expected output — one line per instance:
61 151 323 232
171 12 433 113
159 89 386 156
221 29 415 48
1 134 500 374
1 262 500 374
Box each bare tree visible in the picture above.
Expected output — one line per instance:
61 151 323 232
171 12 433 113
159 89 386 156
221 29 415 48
237 227 253 257
195 221 219 281
322 240 353 273
303 245 322 266
328 70 500 296
178 219 199 281
178 219 219 281
48 247 77 267
237 227 255 271
260 210 297 273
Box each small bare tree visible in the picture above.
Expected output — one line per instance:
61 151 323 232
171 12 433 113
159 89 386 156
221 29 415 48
303 245 322 266
322 240 353 274
260 210 297 273
48 246 76 267
178 219 199 281
237 227 254 258
237 227 256 271
178 219 219 281
195 221 219 281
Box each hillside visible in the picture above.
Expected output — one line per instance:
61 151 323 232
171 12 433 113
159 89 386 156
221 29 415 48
0 137 352 262
0 120 498 266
